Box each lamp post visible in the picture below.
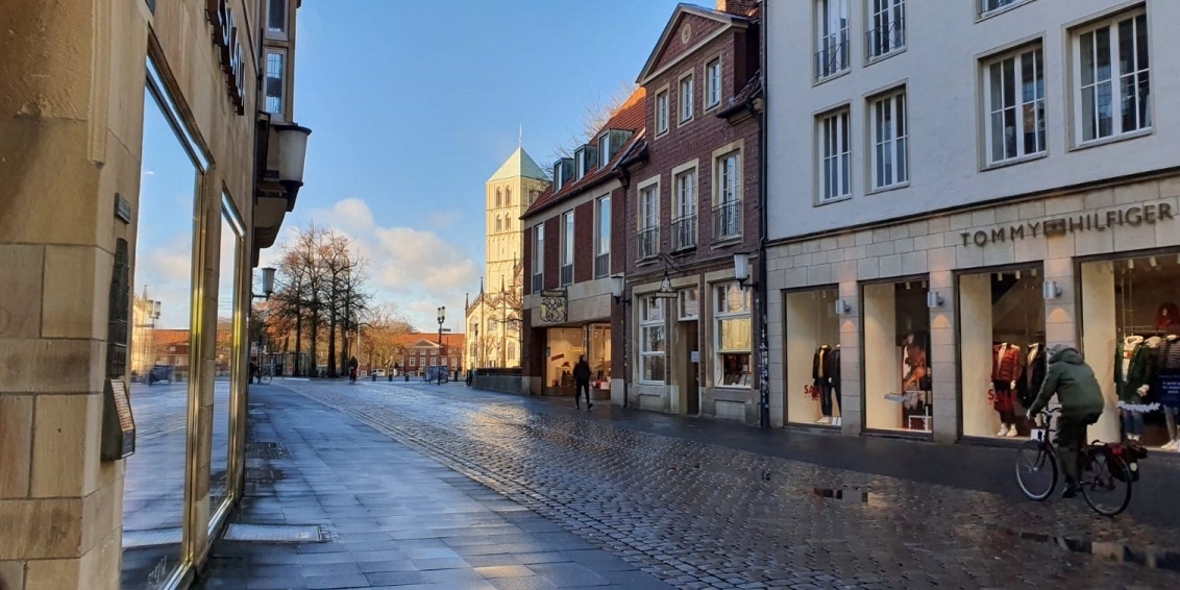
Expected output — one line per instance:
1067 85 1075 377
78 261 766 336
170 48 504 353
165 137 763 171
610 276 631 408
436 306 446 385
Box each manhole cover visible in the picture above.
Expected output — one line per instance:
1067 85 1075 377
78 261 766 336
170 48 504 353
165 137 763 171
223 524 322 543
124 528 183 548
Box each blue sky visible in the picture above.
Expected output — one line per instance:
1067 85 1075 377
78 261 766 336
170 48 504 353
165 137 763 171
263 0 684 330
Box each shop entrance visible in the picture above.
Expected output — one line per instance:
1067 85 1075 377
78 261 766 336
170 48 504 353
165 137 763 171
683 320 700 415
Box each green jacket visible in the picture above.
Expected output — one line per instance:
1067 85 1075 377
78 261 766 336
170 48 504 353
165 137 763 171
1027 348 1106 418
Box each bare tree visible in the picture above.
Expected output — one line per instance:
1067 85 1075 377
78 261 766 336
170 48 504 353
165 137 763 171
547 80 638 165
359 302 414 372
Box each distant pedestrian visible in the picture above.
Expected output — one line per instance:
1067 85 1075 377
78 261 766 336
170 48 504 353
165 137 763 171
573 355 592 410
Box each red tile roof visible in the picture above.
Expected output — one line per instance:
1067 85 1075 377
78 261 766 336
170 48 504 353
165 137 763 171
522 88 647 219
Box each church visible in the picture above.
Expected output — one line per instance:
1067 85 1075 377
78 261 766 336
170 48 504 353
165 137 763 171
464 146 551 370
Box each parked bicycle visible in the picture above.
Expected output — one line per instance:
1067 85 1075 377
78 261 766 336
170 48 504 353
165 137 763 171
252 365 273 385
1015 408 1145 516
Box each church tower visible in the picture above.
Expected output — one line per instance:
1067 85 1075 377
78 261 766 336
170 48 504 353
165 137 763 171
465 145 550 370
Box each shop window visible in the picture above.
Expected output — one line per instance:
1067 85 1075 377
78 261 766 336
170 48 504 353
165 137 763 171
714 283 751 387
210 197 244 524
679 287 700 320
639 296 666 383
546 327 584 394
1081 254 1180 449
785 288 841 425
863 279 932 433
589 324 612 389
959 267 1045 439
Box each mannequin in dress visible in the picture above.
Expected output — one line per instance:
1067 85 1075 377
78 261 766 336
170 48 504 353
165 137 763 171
992 342 1023 437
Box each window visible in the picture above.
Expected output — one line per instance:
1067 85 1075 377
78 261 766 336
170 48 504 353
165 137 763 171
816 0 850 79
264 50 285 116
410 357 417 367
495 188 502 207
818 109 851 201
639 296 666 383
267 0 287 35
679 74 694 123
714 152 740 239
506 188 512 205
656 90 669 135
706 59 722 108
494 216 501 233
679 287 700 320
871 89 908 189
673 169 697 250
561 211 574 285
639 184 659 259
532 225 543 292
595 196 610 278
575 148 586 180
599 133 611 164
714 283 751 387
867 0 904 59
554 163 564 191
507 342 516 362
985 45 1045 164
980 0 1028 16
1074 8 1150 144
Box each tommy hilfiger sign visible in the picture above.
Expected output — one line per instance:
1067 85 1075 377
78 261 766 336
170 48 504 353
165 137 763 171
206 0 245 115
960 202 1175 247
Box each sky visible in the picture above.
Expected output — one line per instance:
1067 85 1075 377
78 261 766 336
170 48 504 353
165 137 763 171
138 0 687 332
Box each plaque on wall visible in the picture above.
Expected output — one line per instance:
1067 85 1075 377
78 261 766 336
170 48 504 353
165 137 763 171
101 378 136 461
540 289 568 324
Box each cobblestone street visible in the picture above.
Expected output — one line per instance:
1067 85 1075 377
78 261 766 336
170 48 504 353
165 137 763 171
222 379 1180 590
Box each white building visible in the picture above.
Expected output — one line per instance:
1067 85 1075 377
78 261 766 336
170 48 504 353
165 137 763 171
765 0 1180 448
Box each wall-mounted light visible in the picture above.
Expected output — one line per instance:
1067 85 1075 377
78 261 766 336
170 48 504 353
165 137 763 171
734 252 757 290
253 267 276 300
926 291 944 308
1043 280 1062 300
834 299 851 315
610 274 630 305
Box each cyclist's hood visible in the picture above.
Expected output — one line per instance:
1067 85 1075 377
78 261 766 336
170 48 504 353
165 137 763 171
1049 346 1085 365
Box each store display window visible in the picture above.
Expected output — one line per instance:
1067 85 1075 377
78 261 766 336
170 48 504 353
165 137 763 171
545 327 584 394
639 296 667 383
1081 254 1180 450
587 324 611 390
784 288 842 425
714 282 752 387
959 267 1045 439
864 279 933 433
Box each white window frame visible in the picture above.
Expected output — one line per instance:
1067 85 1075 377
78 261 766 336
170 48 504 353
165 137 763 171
979 0 1033 18
713 282 752 388
409 357 417 367
1072 8 1151 146
706 59 722 109
561 210 574 286
638 296 666 384
678 287 700 321
656 89 670 135
266 0 288 37
553 163 564 191
867 0 905 60
984 44 1045 165
264 49 286 117
674 168 697 220
595 195 611 278
817 109 851 203
715 152 739 206
870 88 908 191
816 0 850 80
638 180 660 260
679 72 695 124
533 225 544 290
575 148 586 180
599 132 611 164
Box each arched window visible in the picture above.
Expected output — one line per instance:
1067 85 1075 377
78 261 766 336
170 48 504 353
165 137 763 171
495 216 502 232
507 342 517 361
506 188 512 205
495 188 502 207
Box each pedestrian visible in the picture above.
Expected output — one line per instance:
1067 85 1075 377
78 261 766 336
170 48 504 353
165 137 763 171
1025 344 1106 498
573 355 592 410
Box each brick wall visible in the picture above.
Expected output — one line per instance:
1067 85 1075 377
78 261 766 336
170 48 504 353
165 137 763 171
522 225 534 295
543 216 560 290
574 202 594 283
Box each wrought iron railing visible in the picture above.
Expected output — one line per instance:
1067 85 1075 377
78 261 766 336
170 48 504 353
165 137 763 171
638 227 659 260
866 17 905 59
815 39 849 79
713 200 741 240
671 214 698 251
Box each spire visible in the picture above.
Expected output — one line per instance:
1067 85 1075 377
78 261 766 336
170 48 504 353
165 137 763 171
488 146 549 182
480 276 485 295
519 124 523 149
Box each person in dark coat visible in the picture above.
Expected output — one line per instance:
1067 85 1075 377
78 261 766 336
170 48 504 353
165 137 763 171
1026 345 1107 498
573 355 593 410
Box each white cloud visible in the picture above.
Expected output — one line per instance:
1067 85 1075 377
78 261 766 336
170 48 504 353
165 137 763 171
426 208 463 229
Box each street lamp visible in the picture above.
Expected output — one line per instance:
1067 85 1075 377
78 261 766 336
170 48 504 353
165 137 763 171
436 306 446 385
252 267 276 300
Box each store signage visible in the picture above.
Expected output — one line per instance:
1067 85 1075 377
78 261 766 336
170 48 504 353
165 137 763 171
540 289 568 323
960 202 1175 247
206 0 245 115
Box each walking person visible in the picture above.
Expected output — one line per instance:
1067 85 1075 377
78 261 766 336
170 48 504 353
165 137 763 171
574 355 592 410
1025 344 1106 498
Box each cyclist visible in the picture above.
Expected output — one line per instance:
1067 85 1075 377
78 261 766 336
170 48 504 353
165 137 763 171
1025 344 1106 498
348 356 359 383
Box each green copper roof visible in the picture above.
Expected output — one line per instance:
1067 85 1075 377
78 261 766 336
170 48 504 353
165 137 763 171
488 147 550 182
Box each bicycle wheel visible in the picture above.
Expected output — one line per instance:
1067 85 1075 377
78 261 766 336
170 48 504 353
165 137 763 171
260 372 272 385
1082 451 1132 517
1015 440 1057 500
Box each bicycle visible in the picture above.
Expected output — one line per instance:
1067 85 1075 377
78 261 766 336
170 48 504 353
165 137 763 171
252 366 272 385
1015 408 1141 516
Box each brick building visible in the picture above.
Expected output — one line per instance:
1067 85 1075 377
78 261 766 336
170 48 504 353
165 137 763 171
617 0 764 423
395 333 466 376
520 90 645 398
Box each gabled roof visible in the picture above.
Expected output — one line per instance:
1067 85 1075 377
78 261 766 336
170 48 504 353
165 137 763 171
521 88 647 219
396 332 466 349
488 147 550 182
635 3 751 86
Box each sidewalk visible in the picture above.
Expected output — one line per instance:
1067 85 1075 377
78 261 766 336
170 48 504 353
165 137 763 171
195 386 671 589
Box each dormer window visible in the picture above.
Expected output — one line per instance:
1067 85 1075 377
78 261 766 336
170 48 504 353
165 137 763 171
575 147 586 180
554 162 564 191
599 132 611 164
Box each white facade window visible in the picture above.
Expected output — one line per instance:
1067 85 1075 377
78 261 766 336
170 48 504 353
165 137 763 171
639 296 666 383
816 0 850 79
1074 9 1150 144
706 59 722 108
680 74 694 123
818 109 850 201
639 184 659 259
871 89 908 190
714 153 740 239
410 357 417 367
656 90 669 134
554 163 564 191
985 45 1045 164
575 149 586 180
714 283 751 387
673 169 697 250
679 287 700 320
595 196 610 278
264 50 285 116
599 133 611 164
267 0 287 35
532 225 544 292
561 211 574 285
867 0 904 59
980 0 1029 16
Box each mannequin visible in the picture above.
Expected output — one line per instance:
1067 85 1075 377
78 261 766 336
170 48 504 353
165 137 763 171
812 345 834 425
1156 333 1180 450
1021 343 1047 408
1116 335 1159 441
827 345 842 426
992 342 1023 437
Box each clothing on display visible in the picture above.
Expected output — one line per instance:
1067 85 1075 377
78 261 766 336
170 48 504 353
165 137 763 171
990 343 1023 436
1021 343 1047 408
811 345 841 423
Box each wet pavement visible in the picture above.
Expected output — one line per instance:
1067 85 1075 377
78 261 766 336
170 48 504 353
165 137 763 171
201 379 1180 589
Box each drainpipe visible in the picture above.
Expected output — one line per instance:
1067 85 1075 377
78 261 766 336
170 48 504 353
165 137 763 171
755 7 770 429
618 165 632 409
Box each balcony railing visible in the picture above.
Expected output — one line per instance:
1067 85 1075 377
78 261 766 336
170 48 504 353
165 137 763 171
638 227 659 260
531 272 543 293
866 17 904 60
560 264 573 286
815 38 849 80
594 252 610 278
713 200 741 241
671 214 697 251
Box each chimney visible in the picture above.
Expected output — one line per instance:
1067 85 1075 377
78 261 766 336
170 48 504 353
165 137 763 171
716 0 759 16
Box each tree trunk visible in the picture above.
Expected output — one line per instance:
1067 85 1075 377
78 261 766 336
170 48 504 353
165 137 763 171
294 313 303 376
327 282 338 378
